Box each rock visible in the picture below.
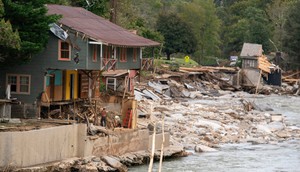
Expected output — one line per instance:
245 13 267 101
246 138 266 145
101 156 127 172
194 144 218 152
84 164 98 172
276 130 290 138
267 121 284 132
92 157 101 162
270 114 283 122
256 125 272 134
182 90 191 97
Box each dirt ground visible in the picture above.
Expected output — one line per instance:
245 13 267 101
0 119 75 132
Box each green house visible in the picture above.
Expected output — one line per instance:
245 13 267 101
0 4 159 118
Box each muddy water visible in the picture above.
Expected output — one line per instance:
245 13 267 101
130 95 300 172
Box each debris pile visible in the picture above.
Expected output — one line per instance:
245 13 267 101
137 91 300 152
14 146 186 172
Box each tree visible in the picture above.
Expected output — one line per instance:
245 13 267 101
156 13 197 60
283 0 300 64
267 0 297 51
178 0 221 62
220 0 272 56
2 0 59 64
0 0 20 62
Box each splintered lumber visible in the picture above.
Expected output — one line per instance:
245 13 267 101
257 55 271 73
206 73 240 91
282 71 300 79
180 66 237 73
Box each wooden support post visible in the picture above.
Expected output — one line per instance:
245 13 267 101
255 70 262 94
73 100 76 121
158 114 165 172
148 122 156 172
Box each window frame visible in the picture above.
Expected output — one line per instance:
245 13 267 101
120 47 127 62
106 77 117 91
6 74 31 95
103 46 111 60
133 48 137 62
58 40 71 61
92 44 98 62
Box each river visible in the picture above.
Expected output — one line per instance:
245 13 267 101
130 95 300 172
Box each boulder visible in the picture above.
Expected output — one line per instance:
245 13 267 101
101 156 127 172
267 121 284 132
194 144 218 152
276 130 291 138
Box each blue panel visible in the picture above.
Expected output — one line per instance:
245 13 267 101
46 70 62 86
54 70 62 86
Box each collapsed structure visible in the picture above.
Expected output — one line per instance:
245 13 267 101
0 4 159 125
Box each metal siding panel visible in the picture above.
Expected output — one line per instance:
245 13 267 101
116 47 140 70
44 33 87 70
88 43 101 70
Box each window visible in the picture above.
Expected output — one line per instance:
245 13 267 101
106 78 116 91
120 47 127 62
103 46 111 60
58 40 71 61
93 45 98 62
133 48 137 62
7 74 31 94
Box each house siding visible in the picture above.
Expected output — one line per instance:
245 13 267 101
116 47 141 70
0 64 44 104
0 32 101 104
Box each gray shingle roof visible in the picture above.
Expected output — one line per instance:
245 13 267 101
47 4 160 47
240 43 263 57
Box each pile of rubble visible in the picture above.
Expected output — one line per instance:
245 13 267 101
13 146 186 172
136 79 300 152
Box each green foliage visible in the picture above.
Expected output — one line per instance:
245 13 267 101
0 0 20 62
2 0 59 64
178 0 221 63
219 0 272 56
156 13 197 60
138 27 164 58
155 57 199 68
68 0 110 18
283 0 300 64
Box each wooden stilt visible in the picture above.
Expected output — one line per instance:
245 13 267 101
255 70 262 94
158 114 165 172
148 122 156 172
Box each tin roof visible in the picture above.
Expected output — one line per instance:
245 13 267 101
46 4 160 47
240 43 263 57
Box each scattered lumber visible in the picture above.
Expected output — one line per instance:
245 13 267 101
206 73 240 91
257 55 271 74
180 66 237 73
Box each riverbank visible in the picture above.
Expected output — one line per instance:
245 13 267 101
8 146 186 172
131 94 300 171
137 91 300 151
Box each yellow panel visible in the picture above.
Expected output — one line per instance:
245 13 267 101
65 70 78 100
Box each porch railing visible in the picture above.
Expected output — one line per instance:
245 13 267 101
141 58 153 70
101 58 117 71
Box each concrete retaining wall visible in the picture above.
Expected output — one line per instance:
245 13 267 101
148 133 170 150
0 125 169 168
0 124 87 167
84 129 150 156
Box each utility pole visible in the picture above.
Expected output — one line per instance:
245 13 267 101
110 0 117 23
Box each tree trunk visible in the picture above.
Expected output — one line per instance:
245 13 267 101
166 53 171 60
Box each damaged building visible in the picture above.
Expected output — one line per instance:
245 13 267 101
0 4 159 121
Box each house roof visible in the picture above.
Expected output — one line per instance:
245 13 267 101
240 43 263 57
46 4 160 47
